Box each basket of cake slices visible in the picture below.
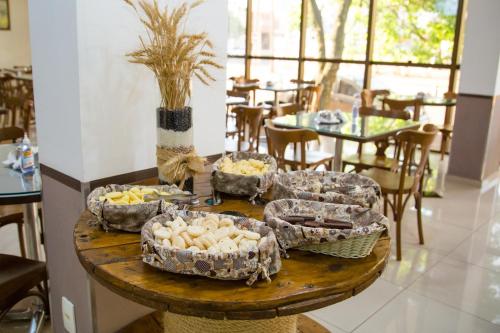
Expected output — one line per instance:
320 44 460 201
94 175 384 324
87 184 193 232
272 170 381 209
264 199 389 258
141 211 281 286
211 152 277 202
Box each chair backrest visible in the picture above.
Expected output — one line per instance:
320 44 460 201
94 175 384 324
264 120 318 169
394 124 438 194
383 98 421 121
361 89 390 108
229 76 259 85
290 79 316 85
0 126 24 143
232 106 263 152
277 103 300 117
359 106 411 120
227 89 250 100
301 84 322 113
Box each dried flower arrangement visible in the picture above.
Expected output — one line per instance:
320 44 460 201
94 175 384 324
124 0 222 110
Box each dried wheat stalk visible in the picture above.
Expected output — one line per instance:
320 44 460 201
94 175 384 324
125 0 222 110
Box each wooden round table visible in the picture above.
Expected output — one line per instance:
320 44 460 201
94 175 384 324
75 194 390 333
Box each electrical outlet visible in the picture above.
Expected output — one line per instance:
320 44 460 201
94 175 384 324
62 297 76 333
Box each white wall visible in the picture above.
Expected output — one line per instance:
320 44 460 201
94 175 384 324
76 0 227 182
459 0 500 96
0 0 31 68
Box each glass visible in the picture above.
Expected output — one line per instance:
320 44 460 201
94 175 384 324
0 144 42 197
304 61 365 110
373 0 458 64
251 0 302 57
272 112 419 140
304 0 369 60
228 0 247 55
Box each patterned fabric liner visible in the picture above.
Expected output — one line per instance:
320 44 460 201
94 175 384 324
272 170 381 208
211 152 277 202
264 199 389 251
87 184 188 233
141 210 282 286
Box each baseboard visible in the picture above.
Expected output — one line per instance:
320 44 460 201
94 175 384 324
446 169 500 192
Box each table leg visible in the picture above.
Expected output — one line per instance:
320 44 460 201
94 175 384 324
334 138 344 171
22 202 40 260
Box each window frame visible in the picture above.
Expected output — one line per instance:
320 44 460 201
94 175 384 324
228 0 465 93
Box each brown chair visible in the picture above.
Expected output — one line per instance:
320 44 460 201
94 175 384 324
276 103 300 117
301 84 322 113
264 120 334 170
225 106 263 153
361 89 390 108
231 77 260 106
383 98 421 121
361 124 438 260
226 89 250 133
342 107 411 173
439 91 457 160
0 126 24 143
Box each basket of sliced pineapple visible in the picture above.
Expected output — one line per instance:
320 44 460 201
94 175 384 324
211 152 277 202
87 184 190 232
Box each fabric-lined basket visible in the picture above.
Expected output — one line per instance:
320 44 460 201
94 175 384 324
141 210 282 286
273 170 381 209
211 152 277 202
87 184 187 232
264 199 389 258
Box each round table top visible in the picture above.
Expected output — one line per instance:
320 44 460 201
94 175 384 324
75 184 390 320
0 144 42 205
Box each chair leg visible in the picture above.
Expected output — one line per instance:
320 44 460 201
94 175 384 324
415 193 424 245
17 223 26 258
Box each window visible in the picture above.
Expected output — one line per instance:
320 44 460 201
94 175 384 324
251 0 302 57
228 0 463 110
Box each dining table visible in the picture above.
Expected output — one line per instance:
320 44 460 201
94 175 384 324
0 144 42 260
74 171 390 333
272 112 420 172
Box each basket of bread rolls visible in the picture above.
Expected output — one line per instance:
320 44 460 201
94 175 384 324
141 210 281 286
211 152 277 202
87 184 191 232
273 170 381 209
264 199 389 258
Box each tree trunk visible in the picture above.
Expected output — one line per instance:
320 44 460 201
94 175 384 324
309 0 353 109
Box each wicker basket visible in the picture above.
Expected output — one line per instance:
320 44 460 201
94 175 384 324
141 210 282 286
273 170 381 209
211 152 277 202
263 199 389 258
87 184 187 232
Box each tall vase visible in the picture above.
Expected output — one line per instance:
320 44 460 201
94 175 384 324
156 106 195 192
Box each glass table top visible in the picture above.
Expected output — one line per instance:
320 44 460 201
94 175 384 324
0 144 42 198
272 112 420 142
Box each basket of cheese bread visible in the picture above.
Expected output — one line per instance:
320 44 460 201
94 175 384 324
87 184 191 232
264 199 389 258
211 152 277 202
141 210 281 286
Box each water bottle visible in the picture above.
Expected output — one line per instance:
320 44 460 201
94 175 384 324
20 133 35 174
352 93 361 118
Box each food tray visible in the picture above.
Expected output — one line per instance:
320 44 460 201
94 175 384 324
211 152 277 202
141 210 281 286
264 199 389 258
87 184 188 232
273 170 381 208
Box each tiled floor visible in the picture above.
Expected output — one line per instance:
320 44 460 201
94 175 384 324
307 174 500 332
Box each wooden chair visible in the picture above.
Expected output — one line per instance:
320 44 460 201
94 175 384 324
230 77 260 106
276 103 300 117
439 91 457 160
225 106 263 153
226 89 250 134
342 107 411 173
383 98 421 121
361 89 390 108
0 126 24 143
361 124 438 260
301 84 322 113
264 120 334 170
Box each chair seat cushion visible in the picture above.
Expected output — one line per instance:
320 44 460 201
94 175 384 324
343 153 396 170
361 168 413 193
0 254 46 309
284 149 334 167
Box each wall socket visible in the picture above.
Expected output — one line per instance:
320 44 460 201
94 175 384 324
61 297 76 333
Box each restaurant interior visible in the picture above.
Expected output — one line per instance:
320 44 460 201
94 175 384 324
0 0 499 332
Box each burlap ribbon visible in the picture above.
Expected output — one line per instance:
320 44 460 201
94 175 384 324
157 146 206 190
